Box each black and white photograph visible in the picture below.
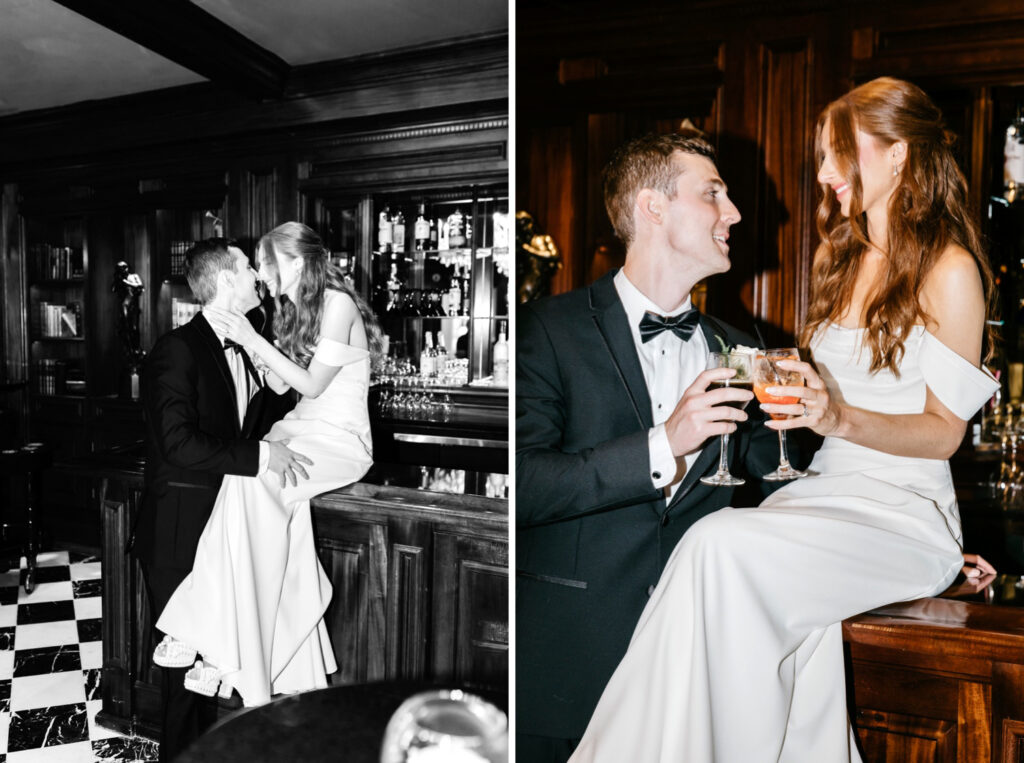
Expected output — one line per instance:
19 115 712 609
0 1 508 761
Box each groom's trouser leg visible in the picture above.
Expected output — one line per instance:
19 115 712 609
141 563 209 763
517 733 580 763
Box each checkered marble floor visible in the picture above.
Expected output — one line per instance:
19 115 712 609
0 550 158 762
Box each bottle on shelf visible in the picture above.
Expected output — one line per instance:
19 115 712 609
446 275 462 317
436 332 449 377
492 321 509 385
414 204 430 251
447 208 466 249
377 205 393 253
393 210 406 255
386 263 403 314
420 332 436 378
1005 104 1024 203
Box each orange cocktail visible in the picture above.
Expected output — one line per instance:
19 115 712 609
753 348 809 481
753 353 800 420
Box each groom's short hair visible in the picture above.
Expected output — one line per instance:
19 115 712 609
603 130 717 247
185 238 239 304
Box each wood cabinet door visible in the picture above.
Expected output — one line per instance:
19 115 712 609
317 517 388 684
431 530 508 692
849 660 990 763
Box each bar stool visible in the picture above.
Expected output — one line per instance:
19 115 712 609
0 443 52 593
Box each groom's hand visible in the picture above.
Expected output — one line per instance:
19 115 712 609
664 368 752 457
266 439 315 487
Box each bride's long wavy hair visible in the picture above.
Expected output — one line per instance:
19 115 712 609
800 77 996 374
259 222 383 368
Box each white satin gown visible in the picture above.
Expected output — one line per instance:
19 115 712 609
569 324 998 763
157 317 373 707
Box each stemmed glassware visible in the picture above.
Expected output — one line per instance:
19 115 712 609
752 348 808 481
700 351 753 486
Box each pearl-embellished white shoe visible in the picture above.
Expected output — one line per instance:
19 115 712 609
183 660 232 699
153 636 197 668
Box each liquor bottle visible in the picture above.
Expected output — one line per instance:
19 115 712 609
420 332 436 377
438 216 449 251
392 210 406 254
447 208 466 248
377 205 393 252
1005 105 1024 203
414 204 430 251
492 321 509 385
447 274 462 317
386 263 402 314
436 332 449 376
461 266 471 316
429 217 439 250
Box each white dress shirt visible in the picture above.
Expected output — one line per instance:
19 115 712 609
210 324 270 475
614 270 708 500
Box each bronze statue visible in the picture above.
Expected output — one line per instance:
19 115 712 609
516 211 562 303
112 261 146 366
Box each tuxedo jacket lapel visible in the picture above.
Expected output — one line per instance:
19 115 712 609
667 314 735 509
192 313 242 437
588 271 654 431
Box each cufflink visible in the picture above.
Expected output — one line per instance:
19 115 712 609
652 471 661 480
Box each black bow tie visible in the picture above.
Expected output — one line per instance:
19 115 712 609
223 339 244 354
639 309 701 343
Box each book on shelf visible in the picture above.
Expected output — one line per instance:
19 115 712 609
37 302 82 338
34 359 67 395
30 244 83 280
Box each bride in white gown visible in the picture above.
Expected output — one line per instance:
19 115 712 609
155 222 381 707
570 78 1000 762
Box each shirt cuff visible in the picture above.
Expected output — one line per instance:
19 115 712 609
257 441 270 476
648 424 678 489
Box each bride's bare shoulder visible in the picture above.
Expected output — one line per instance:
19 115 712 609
919 245 984 356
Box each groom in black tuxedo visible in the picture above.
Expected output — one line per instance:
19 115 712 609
132 239 311 761
517 132 791 761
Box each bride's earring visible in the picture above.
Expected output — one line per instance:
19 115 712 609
892 162 900 177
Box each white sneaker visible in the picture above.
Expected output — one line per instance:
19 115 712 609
184 660 232 699
153 636 197 668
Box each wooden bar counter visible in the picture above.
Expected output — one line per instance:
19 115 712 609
71 446 508 739
844 456 1024 763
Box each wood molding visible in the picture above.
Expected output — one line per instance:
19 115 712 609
0 34 508 173
51 0 289 98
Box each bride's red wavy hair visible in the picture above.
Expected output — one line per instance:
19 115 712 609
800 77 996 374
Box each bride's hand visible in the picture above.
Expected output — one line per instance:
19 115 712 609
760 359 841 437
204 306 259 348
962 552 996 579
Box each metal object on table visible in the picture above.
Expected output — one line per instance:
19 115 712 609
0 442 52 593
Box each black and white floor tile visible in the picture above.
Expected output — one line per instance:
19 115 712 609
0 550 158 762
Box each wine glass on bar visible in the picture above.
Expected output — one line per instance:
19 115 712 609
700 351 753 486
753 348 808 481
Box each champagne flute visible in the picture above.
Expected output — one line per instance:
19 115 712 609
753 348 808 481
700 351 753 486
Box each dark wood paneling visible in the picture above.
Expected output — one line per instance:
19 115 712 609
1 184 27 392
750 36 815 342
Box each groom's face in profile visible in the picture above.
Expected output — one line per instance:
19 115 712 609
226 247 262 313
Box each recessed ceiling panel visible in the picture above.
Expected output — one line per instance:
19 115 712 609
0 0 203 115
192 0 508 65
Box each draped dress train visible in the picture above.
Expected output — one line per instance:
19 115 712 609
569 324 998 763
157 311 373 707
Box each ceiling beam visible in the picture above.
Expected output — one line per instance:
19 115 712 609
50 0 290 99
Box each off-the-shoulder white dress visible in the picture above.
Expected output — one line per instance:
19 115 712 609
569 324 999 763
157 300 373 707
